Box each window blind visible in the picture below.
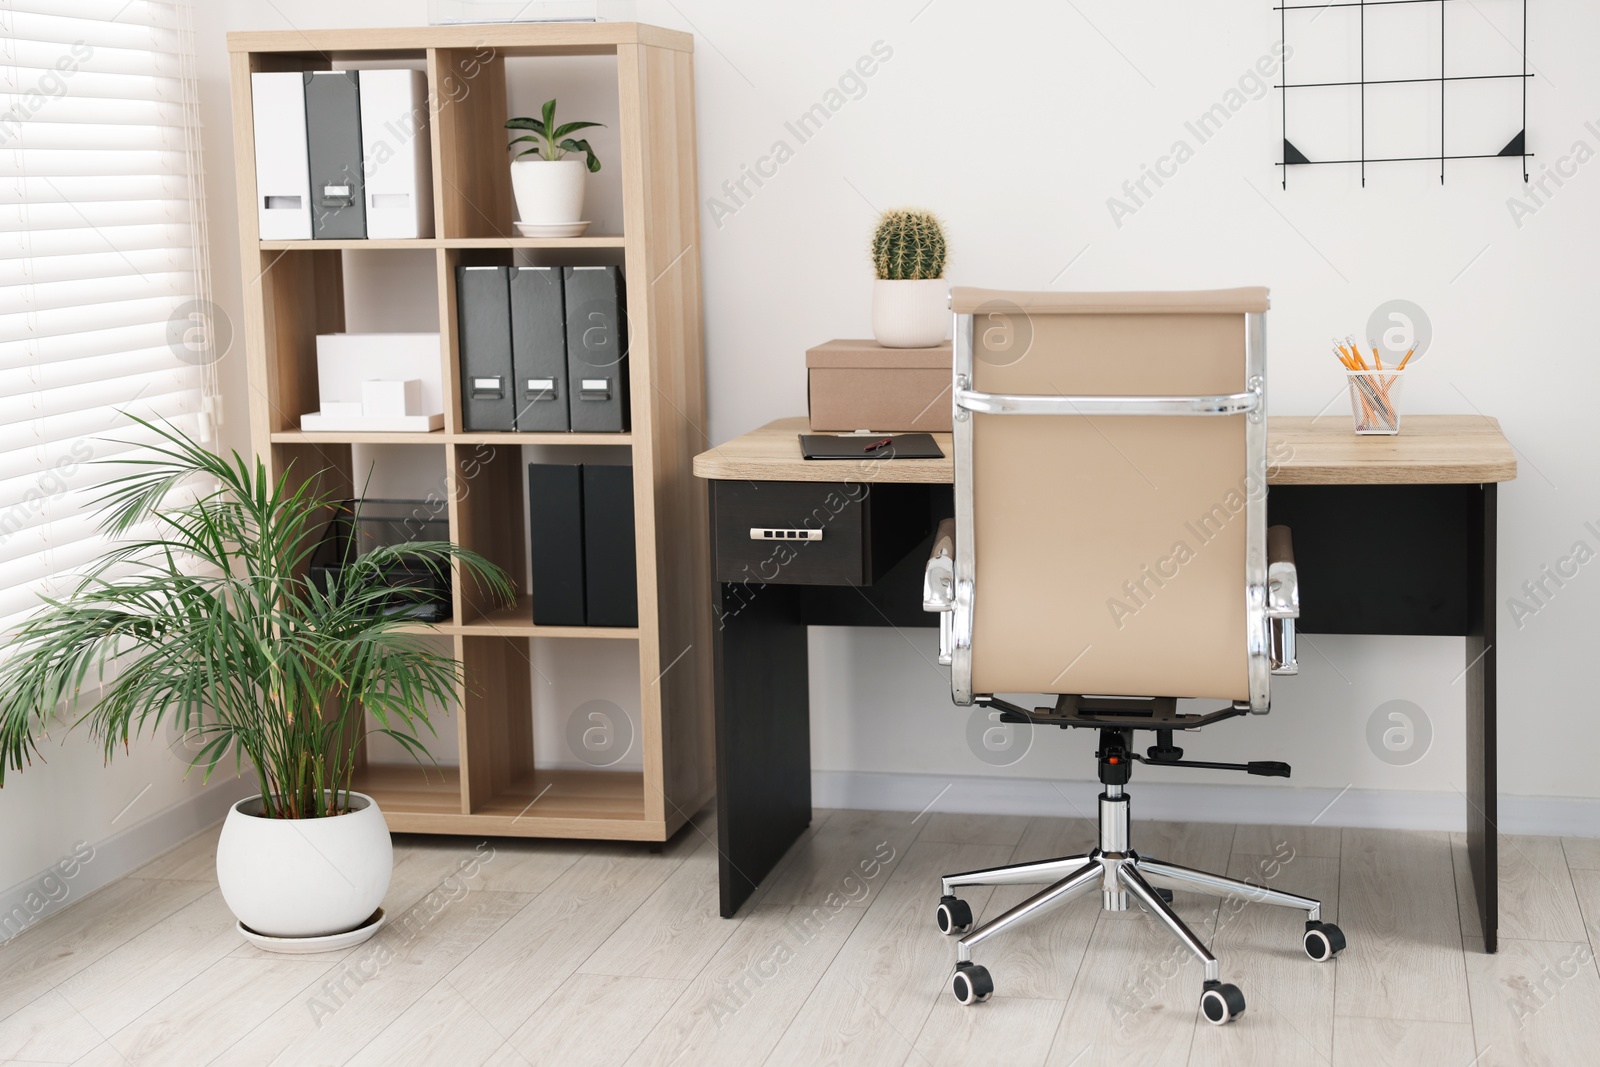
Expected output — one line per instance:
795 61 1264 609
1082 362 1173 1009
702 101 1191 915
0 0 215 629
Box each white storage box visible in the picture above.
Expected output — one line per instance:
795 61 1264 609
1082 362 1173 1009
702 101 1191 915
302 334 444 432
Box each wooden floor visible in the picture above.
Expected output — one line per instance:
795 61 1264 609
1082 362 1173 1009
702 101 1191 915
3 809 1600 1066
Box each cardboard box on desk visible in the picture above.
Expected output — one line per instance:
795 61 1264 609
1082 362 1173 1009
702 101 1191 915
806 339 953 433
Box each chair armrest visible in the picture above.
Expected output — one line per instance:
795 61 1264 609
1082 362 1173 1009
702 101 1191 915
1266 524 1299 675
924 519 957 666
923 519 956 611
1266 525 1299 619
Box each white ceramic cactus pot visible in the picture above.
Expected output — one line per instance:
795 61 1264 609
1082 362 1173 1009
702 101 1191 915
872 278 951 349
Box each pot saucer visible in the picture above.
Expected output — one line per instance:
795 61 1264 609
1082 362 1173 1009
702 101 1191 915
237 907 386 954
514 221 590 237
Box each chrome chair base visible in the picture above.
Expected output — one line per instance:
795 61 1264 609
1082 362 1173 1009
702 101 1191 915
934 785 1344 1023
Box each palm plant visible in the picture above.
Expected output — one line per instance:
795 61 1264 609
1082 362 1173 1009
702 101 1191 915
0 419 513 819
505 98 603 172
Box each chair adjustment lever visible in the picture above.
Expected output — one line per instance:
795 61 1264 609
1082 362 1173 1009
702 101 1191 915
1132 754 1292 779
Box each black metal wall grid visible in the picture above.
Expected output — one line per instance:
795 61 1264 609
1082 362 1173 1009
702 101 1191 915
1275 0 1531 187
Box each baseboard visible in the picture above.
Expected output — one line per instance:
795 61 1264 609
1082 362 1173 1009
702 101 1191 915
0 779 252 944
812 771 1600 838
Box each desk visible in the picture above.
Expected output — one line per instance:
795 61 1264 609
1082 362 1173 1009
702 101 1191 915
694 415 1517 950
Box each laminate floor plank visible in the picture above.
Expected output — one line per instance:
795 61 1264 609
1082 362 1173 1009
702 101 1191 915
506 973 686 1067
755 809 925 911
0 878 211 1019
206 889 534 1067
1330 1016 1476 1067
1462 934 1600 1067
6 814 1590 1067
443 849 687 1036
1042 909 1208 1067
56 889 244 1036
622 903 863 1067
763 839 1013 1067
911 995 1066 1067
102 955 330 1066
578 831 738 980
1333 829 1470 1023
1452 832 1586 943
1185 854 1339 1067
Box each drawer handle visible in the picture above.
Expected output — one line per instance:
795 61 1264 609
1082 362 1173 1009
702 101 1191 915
750 527 822 542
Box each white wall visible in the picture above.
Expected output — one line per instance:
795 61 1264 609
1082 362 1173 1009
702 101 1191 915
659 0 1600 819
19 0 1580 902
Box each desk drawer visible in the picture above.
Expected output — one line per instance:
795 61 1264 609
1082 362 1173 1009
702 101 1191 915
712 481 936 587
713 481 870 585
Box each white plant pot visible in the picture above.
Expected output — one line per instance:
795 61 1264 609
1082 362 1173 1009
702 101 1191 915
872 278 951 349
216 792 392 939
510 157 589 225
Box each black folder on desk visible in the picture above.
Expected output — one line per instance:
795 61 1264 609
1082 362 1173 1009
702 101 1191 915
799 433 944 460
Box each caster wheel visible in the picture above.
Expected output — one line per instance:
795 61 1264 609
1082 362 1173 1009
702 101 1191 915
936 895 973 936
1200 981 1245 1025
951 962 993 1005
1303 921 1346 962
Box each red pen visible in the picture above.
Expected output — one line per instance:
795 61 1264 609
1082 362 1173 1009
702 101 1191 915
863 437 894 452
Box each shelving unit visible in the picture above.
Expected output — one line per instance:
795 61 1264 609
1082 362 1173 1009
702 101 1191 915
227 23 712 841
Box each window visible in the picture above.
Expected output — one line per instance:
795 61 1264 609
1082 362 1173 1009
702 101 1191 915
0 0 216 629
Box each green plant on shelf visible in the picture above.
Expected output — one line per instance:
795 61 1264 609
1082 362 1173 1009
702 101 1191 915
871 208 947 281
0 417 513 819
506 98 604 172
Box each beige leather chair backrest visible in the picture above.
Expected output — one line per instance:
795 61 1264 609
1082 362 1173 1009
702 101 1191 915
950 288 1269 703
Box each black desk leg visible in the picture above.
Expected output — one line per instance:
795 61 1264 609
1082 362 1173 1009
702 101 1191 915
1466 483 1498 952
712 580 811 918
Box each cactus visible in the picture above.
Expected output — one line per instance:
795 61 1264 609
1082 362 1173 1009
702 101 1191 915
871 208 947 281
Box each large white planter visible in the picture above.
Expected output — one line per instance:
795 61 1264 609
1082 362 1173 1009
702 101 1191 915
872 278 950 349
510 157 588 225
216 792 392 939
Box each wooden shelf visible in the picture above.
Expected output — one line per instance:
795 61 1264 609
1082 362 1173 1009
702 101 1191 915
440 236 626 250
260 236 626 251
451 596 639 639
352 766 660 838
270 430 447 445
227 23 693 57
351 763 463 816
451 430 631 447
259 239 438 251
269 430 629 446
473 768 646 821
232 21 712 844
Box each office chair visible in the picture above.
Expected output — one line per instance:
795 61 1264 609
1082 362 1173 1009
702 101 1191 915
922 288 1344 1025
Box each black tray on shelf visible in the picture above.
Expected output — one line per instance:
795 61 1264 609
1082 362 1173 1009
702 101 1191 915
308 498 453 623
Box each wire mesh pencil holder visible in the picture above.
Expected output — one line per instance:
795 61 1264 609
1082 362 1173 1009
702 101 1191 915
1347 369 1405 435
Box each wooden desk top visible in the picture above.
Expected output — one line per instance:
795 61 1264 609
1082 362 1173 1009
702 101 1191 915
693 415 1517 486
